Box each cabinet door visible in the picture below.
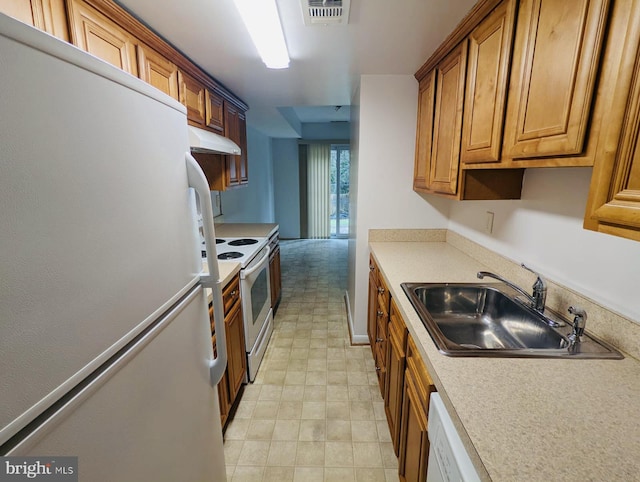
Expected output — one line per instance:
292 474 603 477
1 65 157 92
0 0 68 40
67 0 138 76
238 112 248 184
137 44 178 100
212 332 230 427
374 312 388 397
225 301 246 403
414 70 437 191
269 245 281 309
461 0 516 163
587 13 640 241
503 0 610 159
398 367 429 482
205 89 225 133
385 328 405 456
224 102 241 187
430 42 467 195
367 257 379 348
222 275 241 315
178 71 206 127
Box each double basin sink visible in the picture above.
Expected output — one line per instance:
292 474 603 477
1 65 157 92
402 283 622 359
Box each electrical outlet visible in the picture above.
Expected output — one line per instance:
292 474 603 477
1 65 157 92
485 211 494 234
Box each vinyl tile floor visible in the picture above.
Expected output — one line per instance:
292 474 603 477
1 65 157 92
224 239 398 482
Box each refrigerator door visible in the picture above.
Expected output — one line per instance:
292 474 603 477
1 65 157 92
4 285 226 482
0 16 205 443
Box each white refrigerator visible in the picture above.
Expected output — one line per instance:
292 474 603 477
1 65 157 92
0 13 228 481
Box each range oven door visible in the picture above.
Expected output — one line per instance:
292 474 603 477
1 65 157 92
240 246 272 355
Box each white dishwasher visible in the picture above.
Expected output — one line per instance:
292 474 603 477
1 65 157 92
427 393 481 482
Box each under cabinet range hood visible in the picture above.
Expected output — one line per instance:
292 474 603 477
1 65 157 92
188 126 241 155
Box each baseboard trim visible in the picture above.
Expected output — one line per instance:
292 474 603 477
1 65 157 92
344 290 369 345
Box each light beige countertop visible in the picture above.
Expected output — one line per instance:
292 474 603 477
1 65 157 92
202 259 241 304
214 222 278 239
370 240 640 482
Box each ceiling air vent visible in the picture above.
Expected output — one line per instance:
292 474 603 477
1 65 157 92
301 0 350 26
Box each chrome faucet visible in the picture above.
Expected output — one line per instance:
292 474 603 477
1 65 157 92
477 263 547 314
567 306 587 346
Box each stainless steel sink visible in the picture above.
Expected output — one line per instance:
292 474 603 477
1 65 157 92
401 283 623 359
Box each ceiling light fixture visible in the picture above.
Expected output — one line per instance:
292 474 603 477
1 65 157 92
234 0 290 69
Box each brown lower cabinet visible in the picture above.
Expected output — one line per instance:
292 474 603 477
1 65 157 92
398 336 436 482
385 299 408 456
367 257 437 480
367 255 391 396
210 274 246 428
268 231 282 312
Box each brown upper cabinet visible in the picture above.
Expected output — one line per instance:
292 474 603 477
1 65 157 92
238 112 248 184
585 0 640 241
191 105 249 190
137 43 179 100
461 0 516 164
502 0 610 160
413 0 618 201
224 102 248 188
206 89 225 133
178 71 206 127
0 0 68 41
413 71 436 191
178 72 232 137
67 0 138 76
414 0 523 200
429 42 468 196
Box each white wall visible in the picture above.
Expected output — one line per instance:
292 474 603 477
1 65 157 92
272 138 301 239
348 75 451 341
220 126 275 223
448 167 640 323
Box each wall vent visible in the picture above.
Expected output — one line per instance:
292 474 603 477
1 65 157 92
301 0 350 25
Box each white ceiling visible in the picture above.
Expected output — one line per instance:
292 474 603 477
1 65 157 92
117 0 477 137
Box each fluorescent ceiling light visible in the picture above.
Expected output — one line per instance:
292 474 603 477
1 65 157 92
234 0 290 69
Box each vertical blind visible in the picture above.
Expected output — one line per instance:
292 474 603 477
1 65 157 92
307 144 331 239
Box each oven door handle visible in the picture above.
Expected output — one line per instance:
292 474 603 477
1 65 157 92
185 152 227 388
240 245 270 278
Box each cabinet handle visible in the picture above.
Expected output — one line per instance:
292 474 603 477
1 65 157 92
376 337 383 343
375 366 381 371
378 287 385 294
377 310 384 318
369 265 375 271
230 290 238 297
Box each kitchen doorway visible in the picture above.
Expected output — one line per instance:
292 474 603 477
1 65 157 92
330 144 350 238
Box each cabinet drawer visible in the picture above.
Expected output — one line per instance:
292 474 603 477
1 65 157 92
222 275 240 316
389 299 408 348
376 274 390 313
369 255 379 287
406 335 435 413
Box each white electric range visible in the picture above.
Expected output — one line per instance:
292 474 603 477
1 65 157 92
203 236 273 382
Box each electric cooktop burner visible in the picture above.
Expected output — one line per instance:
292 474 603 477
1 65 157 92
218 252 244 260
216 238 226 244
228 238 259 246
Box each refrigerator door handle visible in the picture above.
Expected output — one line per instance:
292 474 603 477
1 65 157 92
185 152 227 387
